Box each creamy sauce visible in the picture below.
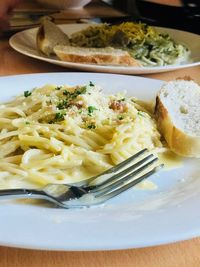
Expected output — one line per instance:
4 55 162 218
135 100 154 114
159 151 183 169
137 180 157 190
136 151 183 190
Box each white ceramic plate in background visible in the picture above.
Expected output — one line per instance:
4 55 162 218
0 72 200 251
9 24 200 74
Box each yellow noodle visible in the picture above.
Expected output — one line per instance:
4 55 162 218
0 83 165 189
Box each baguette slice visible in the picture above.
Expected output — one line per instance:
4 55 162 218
155 79 200 157
54 45 141 67
37 20 69 56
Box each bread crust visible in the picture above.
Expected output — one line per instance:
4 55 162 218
54 49 141 67
37 24 45 53
36 20 141 66
155 96 200 157
36 21 69 56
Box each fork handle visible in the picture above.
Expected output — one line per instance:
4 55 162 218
0 188 46 201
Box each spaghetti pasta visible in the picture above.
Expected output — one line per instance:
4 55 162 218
0 82 164 189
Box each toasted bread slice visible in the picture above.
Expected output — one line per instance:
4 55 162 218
37 20 69 56
54 45 141 66
155 79 200 157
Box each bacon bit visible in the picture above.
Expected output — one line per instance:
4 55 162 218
72 101 84 109
117 120 124 125
45 106 55 113
82 116 87 122
109 100 127 113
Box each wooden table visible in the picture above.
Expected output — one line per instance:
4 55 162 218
1 0 200 262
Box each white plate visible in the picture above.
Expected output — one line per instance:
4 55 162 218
0 72 200 251
9 24 200 74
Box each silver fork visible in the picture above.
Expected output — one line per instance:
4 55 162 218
0 149 164 208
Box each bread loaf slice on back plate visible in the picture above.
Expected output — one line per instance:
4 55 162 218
37 20 69 56
155 79 200 157
54 45 141 66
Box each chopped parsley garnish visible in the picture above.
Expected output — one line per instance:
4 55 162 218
56 99 68 110
55 86 62 90
89 81 95 87
25 121 30 125
119 98 125 102
88 106 97 116
75 86 87 96
138 111 145 117
63 90 71 96
24 91 32 97
54 112 66 121
87 123 96 129
118 115 124 120
63 86 87 99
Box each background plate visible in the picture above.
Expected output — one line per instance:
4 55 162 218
9 24 200 74
0 72 200 251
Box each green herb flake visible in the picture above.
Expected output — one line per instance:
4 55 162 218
88 106 98 116
76 86 87 96
87 123 96 129
63 86 87 99
24 91 32 97
138 111 145 117
25 121 30 125
89 81 95 87
55 86 62 90
56 99 68 110
63 90 71 96
118 115 124 120
54 112 66 121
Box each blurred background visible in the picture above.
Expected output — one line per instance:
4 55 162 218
103 0 200 34
7 0 200 35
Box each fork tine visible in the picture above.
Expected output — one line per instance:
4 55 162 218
86 148 148 187
97 164 164 202
90 154 156 193
93 157 159 197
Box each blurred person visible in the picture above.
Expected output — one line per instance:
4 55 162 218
0 0 22 31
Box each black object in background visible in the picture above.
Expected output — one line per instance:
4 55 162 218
136 0 200 34
102 0 200 34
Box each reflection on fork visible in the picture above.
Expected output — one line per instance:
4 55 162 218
0 149 164 208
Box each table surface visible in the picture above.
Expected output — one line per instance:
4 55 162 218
1 1 200 266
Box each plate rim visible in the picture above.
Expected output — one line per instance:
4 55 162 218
0 72 200 251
